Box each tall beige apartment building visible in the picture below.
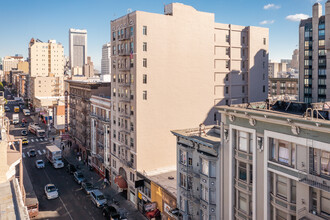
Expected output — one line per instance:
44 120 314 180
28 38 65 108
299 2 330 103
110 3 268 201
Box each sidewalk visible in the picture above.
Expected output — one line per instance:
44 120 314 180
53 137 146 220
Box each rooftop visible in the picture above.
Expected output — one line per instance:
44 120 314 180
148 170 177 197
171 125 221 147
217 101 330 125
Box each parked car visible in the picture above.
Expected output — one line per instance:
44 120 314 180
35 160 45 169
73 171 85 184
44 184 58 200
53 159 64 169
21 130 27 136
28 149 36 157
4 106 10 112
90 189 107 208
81 181 95 194
22 138 28 145
102 204 119 219
66 164 77 174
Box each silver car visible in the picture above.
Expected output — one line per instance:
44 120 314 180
90 189 107 208
44 184 58 200
35 160 45 169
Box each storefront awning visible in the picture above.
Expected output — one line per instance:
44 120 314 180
114 175 128 189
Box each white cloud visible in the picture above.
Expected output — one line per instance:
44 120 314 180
264 4 281 10
260 20 275 25
285 14 309 21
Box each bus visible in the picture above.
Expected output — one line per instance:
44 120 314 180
14 106 19 112
28 125 46 138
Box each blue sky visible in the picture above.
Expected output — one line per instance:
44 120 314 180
0 0 324 70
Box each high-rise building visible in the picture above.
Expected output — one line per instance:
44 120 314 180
28 38 65 109
2 55 24 82
110 2 268 202
101 43 111 76
291 49 299 70
217 101 330 220
299 2 330 103
69 28 87 69
268 61 288 78
83 56 94 77
29 39 64 77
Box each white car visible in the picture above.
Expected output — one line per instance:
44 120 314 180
35 160 45 169
53 159 64 169
90 189 107 208
44 184 58 200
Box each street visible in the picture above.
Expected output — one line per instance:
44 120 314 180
5 91 105 220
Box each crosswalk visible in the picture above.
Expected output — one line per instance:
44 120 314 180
22 149 46 158
26 137 48 143
7 100 18 104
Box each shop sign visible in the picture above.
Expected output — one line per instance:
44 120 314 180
164 203 173 216
144 202 157 212
138 192 142 200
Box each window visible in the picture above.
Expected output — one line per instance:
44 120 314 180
201 184 209 202
113 88 116 97
130 27 134 36
225 74 229 81
321 191 330 215
143 74 147 84
242 36 245 44
179 173 187 188
242 61 245 69
239 192 248 213
225 99 229 105
276 209 287 220
112 32 116 41
242 48 245 57
263 50 266 57
130 172 135 182
113 130 116 139
263 62 265 69
226 47 230 56
263 38 266 45
143 58 147 67
179 150 187 165
238 162 247 182
277 175 287 199
226 60 230 69
226 34 230 43
130 42 134 53
238 131 248 152
143 26 147 35
143 91 147 100
201 158 209 176
112 159 116 168
319 40 325 47
320 150 330 176
225 87 228 94
242 73 245 81
113 143 116 153
291 180 296 203
188 157 192 166
263 85 266 93
143 42 147 51
278 142 289 164
242 86 245 93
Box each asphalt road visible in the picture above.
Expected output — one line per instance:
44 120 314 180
5 90 105 220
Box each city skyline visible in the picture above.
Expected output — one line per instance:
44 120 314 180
0 0 322 70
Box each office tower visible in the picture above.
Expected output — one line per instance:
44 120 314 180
110 2 268 203
101 43 111 76
83 56 94 77
291 49 299 70
217 101 330 220
69 28 87 70
299 2 330 103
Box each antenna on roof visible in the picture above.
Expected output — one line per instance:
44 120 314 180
127 8 132 13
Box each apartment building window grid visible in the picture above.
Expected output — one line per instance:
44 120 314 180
143 58 147 67
143 26 147 35
304 22 313 103
143 42 147 51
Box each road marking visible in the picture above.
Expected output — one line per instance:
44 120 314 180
44 138 48 141
22 153 25 158
40 138 43 141
27 152 30 157
38 150 42 155
35 139 38 142
43 149 46 154
42 169 73 220
31 139 34 142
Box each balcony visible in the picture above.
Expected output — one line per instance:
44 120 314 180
118 95 130 103
298 171 330 193
118 34 131 41
118 65 130 72
118 50 130 56
118 80 132 87
270 193 296 216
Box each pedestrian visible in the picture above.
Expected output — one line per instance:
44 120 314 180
103 178 108 189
